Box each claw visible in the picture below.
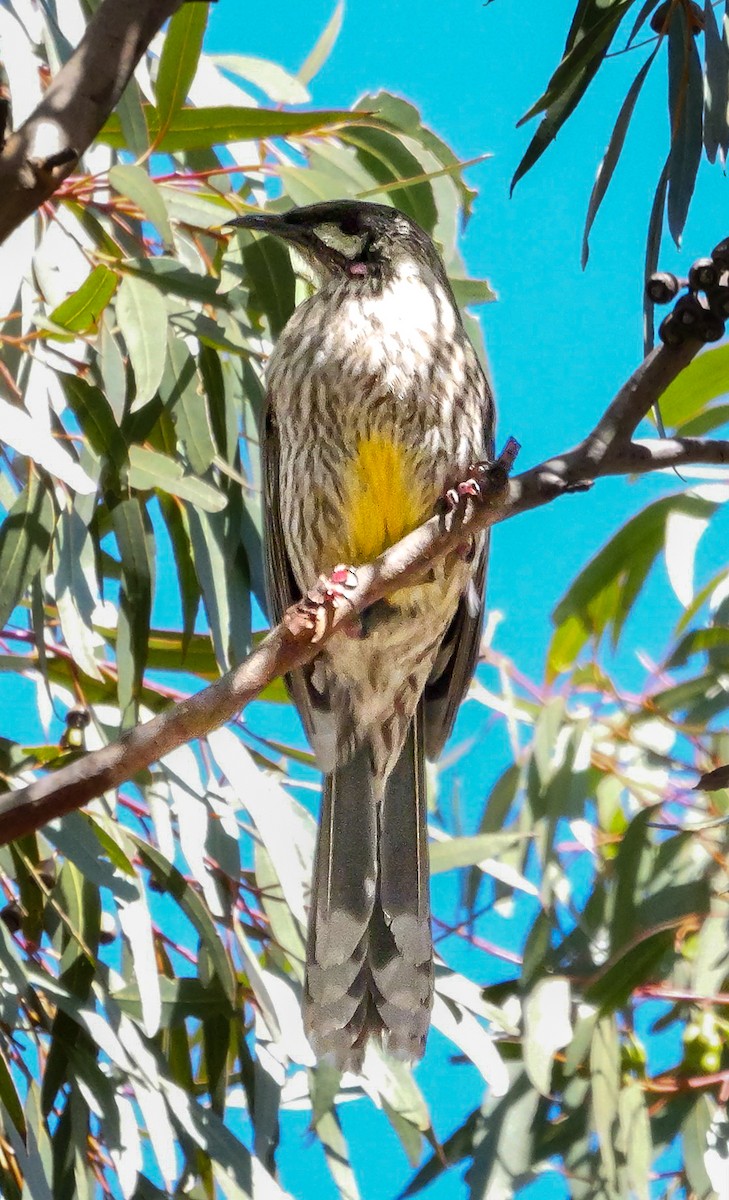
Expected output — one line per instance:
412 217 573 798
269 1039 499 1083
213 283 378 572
439 439 521 515
298 564 360 643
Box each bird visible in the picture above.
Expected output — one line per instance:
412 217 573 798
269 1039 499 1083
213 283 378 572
229 200 495 1071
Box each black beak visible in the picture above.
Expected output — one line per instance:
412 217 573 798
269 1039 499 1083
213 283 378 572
227 212 287 234
226 211 348 272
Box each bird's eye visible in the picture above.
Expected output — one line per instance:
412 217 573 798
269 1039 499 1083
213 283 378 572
339 212 362 236
314 222 368 259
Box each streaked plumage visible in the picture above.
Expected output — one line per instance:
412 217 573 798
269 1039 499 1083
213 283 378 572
231 201 495 1069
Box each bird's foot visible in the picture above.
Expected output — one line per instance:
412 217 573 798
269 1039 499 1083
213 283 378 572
436 438 521 560
440 437 521 514
296 564 360 643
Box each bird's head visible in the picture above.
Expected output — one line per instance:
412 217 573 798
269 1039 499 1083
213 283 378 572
227 199 449 289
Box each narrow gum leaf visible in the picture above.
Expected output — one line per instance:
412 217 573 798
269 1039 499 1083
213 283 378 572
154 2 208 141
298 0 344 85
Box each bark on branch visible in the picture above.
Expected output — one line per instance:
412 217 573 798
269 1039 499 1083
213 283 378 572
0 332 722 845
0 0 185 243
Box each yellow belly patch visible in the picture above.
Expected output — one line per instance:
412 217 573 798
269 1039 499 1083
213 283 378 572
340 435 428 564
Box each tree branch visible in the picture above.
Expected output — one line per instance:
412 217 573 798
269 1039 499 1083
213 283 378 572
2 331 724 845
0 0 185 243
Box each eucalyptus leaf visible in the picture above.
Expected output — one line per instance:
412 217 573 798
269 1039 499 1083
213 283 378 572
667 6 703 246
0 470 55 630
154 2 208 136
116 274 168 409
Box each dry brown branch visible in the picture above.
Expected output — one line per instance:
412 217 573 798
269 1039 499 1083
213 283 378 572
0 0 185 243
1 332 722 846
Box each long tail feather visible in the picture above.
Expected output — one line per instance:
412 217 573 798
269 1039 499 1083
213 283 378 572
304 708 433 1070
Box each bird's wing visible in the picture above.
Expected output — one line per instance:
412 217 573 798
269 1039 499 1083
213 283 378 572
423 365 495 761
261 401 335 764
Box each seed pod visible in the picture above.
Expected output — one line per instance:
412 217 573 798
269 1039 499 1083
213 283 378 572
711 238 729 271
60 705 92 750
698 312 725 343
673 292 706 329
688 258 719 291
651 0 703 34
0 903 22 934
707 284 729 319
647 271 680 304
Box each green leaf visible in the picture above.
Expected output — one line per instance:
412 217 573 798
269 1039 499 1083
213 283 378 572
590 1016 620 1191
627 0 663 46
298 0 344 84
0 396 95 493
112 497 154 726
693 913 729 993
401 1110 480 1197
667 5 703 246
356 92 479 221
665 502 712 606
513 1 633 191
617 1081 652 1200
703 0 729 165
48 265 118 333
682 1095 716 1200
582 46 659 267
236 231 295 337
156 496 201 655
341 124 437 232
98 314 127 423
643 154 671 354
521 1 634 124
115 975 234 1024
548 495 717 677
98 104 364 152
115 77 150 158
610 807 656 954
106 851 162 1038
0 1043 26 1136
45 812 118 892
133 837 237 1006
154 2 208 138
677 400 729 436
522 976 572 1096
233 919 281 1042
215 55 310 104
61 374 129 475
429 832 527 874
108 165 174 246
314 1109 361 1200
186 501 250 670
128 445 226 512
431 992 509 1091
465 1066 540 1200
449 275 496 308
116 274 168 409
0 472 55 630
54 508 104 681
589 929 677 1011
161 336 217 474
656 343 729 428
3 1084 53 1200
124 256 226 305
